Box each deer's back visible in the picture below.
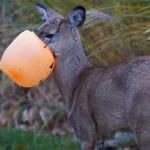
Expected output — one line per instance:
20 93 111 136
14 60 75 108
68 56 150 138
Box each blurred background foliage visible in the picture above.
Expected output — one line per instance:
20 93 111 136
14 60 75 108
0 0 150 149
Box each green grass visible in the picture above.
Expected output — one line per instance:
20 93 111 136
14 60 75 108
0 127 80 150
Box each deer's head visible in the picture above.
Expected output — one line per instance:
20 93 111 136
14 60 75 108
36 3 86 59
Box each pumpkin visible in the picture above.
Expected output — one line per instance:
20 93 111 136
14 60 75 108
0 30 55 87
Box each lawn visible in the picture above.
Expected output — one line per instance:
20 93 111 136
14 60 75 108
0 127 80 150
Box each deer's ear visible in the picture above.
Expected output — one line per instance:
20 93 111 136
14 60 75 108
36 3 48 22
67 6 86 29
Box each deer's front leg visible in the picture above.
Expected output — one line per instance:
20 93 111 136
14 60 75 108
69 110 96 150
73 121 96 150
81 141 95 150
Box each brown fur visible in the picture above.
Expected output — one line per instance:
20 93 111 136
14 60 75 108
36 4 150 150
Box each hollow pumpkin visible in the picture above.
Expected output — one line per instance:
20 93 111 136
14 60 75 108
0 30 55 87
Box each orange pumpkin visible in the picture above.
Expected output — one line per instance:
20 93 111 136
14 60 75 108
0 30 55 87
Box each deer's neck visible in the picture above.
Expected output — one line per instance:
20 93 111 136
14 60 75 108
53 42 92 102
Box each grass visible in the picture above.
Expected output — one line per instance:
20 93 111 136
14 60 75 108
0 127 80 150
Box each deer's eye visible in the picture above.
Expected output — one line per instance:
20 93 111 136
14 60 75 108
45 34 54 39
44 33 56 46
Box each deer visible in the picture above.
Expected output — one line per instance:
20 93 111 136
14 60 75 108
35 3 150 150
